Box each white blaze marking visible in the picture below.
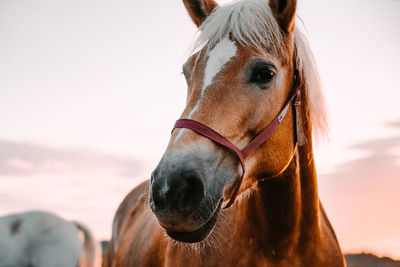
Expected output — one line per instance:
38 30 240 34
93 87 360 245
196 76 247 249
203 38 238 92
175 38 237 143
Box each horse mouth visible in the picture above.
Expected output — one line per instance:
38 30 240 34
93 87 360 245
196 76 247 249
166 200 222 243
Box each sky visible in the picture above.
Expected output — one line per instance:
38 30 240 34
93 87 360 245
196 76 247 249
0 0 400 259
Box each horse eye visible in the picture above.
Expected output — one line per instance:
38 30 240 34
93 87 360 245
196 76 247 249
250 67 275 89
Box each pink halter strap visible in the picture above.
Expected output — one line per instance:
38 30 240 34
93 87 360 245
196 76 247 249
173 87 301 209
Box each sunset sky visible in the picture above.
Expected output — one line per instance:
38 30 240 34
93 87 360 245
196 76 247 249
1 0 399 259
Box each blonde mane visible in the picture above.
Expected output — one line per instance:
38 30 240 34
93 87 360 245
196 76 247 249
191 0 328 138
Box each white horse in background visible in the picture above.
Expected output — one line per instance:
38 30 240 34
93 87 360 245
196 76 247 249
0 211 95 267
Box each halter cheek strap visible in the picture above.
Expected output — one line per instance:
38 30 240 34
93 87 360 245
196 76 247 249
173 86 305 209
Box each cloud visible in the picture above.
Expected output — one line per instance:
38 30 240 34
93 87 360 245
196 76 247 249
0 140 143 177
385 120 400 129
349 136 400 151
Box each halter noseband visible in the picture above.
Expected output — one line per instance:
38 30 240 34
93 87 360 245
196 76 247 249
172 76 306 209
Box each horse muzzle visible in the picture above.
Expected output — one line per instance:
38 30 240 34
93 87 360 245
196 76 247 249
149 148 237 242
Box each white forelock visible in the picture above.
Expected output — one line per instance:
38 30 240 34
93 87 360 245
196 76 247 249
192 0 283 57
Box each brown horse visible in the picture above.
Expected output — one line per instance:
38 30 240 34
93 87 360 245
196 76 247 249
104 0 346 266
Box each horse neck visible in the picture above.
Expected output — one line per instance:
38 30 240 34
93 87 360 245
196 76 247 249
237 101 320 255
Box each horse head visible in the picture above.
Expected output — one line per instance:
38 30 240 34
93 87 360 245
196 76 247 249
149 0 319 243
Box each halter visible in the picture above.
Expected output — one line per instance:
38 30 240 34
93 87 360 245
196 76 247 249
172 75 306 209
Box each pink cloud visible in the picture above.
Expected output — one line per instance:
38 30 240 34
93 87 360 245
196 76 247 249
0 140 143 176
4 158 34 170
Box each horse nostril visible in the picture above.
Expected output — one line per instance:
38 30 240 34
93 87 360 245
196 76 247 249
179 176 205 213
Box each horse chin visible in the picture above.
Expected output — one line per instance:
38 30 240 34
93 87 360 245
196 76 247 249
166 201 222 243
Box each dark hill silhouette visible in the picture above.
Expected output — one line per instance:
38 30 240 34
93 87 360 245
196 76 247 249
345 253 400 267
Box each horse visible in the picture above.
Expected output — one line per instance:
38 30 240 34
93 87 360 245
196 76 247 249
104 0 346 266
0 211 96 267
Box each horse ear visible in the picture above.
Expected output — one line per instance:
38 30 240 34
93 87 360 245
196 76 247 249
183 0 219 27
269 0 297 33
